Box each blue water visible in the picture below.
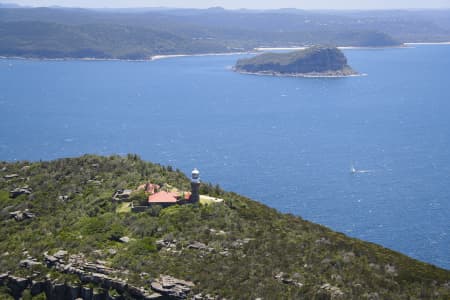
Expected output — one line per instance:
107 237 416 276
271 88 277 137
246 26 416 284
1 45 449 269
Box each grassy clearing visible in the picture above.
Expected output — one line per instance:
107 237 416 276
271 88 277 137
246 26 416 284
116 202 131 213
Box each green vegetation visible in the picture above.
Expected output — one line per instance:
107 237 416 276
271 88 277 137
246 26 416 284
0 7 412 59
235 46 357 76
0 155 449 299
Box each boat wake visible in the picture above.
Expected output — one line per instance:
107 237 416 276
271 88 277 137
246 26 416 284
350 164 372 174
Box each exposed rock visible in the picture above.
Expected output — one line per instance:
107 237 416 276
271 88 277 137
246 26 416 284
20 258 42 268
9 209 35 221
58 195 70 201
112 189 133 201
40 252 156 299
274 272 303 288
44 252 59 266
230 238 252 249
156 239 177 250
342 252 355 263
68 284 81 299
147 292 165 299
118 236 130 243
30 280 45 296
92 288 107 300
100 250 114 258
150 275 195 299
320 283 344 298
187 241 213 252
6 275 30 299
315 237 332 245
81 286 93 299
209 229 227 236
385 264 397 276
10 186 32 198
193 293 218 300
4 174 19 179
54 250 68 259
0 273 9 285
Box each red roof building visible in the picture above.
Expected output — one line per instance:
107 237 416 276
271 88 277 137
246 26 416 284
148 191 179 204
148 191 193 206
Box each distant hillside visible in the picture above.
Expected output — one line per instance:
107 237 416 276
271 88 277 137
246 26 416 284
0 7 418 59
235 47 357 76
0 21 230 59
0 155 449 299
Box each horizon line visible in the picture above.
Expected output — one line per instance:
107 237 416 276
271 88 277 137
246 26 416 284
2 3 450 11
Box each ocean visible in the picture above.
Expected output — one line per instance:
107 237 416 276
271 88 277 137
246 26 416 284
1 45 449 269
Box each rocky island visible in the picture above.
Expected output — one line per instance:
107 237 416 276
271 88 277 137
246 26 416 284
235 46 358 77
0 155 449 299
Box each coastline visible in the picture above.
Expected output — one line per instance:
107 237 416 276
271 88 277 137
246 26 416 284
255 45 407 51
233 68 365 78
0 51 253 63
0 55 153 62
404 42 450 45
151 51 254 61
1 42 449 62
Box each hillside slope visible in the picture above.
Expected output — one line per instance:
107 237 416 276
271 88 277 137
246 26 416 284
235 47 357 76
0 155 449 299
0 7 407 59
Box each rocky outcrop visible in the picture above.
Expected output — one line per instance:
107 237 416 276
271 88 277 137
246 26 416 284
274 272 303 288
118 236 130 244
9 209 35 221
41 251 168 299
58 195 70 202
319 283 345 299
156 239 178 250
150 275 194 300
187 242 213 252
20 258 42 268
112 189 132 201
1 249 198 299
9 186 32 198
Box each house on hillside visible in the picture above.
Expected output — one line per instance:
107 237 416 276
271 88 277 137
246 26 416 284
148 191 192 208
147 168 200 207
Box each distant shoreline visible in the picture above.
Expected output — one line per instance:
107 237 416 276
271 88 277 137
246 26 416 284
0 51 253 62
254 45 407 51
404 42 450 45
150 51 253 60
1 42 449 63
233 68 365 78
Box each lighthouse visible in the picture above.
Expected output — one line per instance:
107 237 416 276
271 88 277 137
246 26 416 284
190 168 200 203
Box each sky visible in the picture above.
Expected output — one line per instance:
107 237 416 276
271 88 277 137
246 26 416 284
6 0 450 10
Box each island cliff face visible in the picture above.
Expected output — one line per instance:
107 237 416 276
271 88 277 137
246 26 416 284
235 46 358 77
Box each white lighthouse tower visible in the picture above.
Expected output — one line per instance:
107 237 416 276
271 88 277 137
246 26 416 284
190 168 200 203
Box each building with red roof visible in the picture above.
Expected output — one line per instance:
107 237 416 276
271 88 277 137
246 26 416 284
145 169 200 208
148 191 193 207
